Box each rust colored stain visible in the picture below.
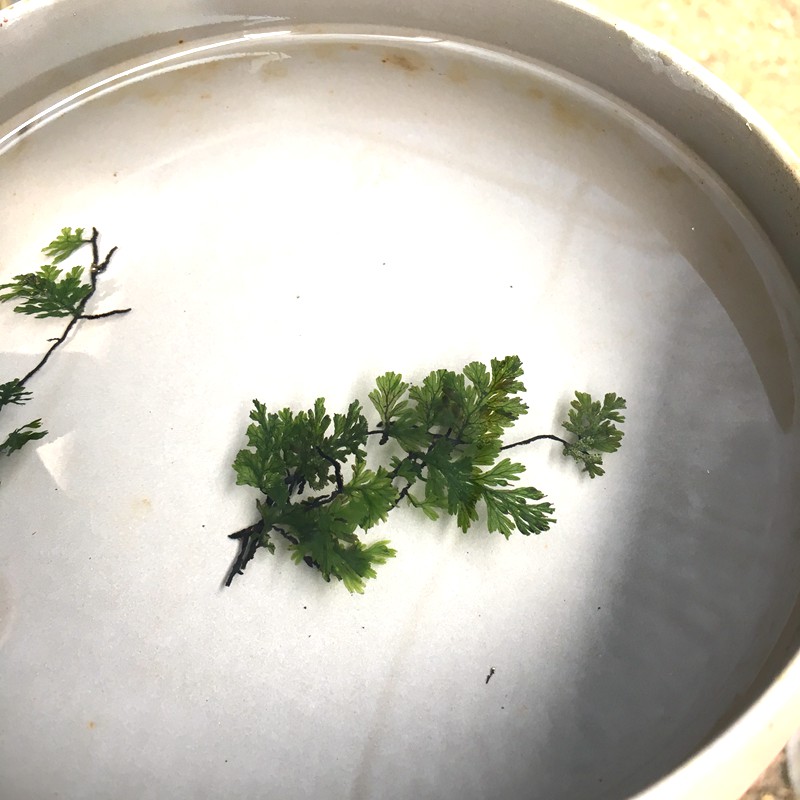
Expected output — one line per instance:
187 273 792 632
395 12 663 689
312 42 341 60
87 721 96 730
260 60 288 80
381 51 425 72
445 61 469 84
134 61 221 105
132 497 152 516
653 164 684 184
550 96 586 129
1 136 27 164
527 85 545 101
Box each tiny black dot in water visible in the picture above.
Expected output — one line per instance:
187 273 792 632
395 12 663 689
501 706 505 710
303 606 307 610
597 606 601 610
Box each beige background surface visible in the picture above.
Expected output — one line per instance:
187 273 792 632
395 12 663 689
589 0 799 160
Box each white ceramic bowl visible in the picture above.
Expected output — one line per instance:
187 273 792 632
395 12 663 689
1 2 799 799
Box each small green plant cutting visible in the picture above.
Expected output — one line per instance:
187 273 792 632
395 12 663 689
226 356 626 592
0 227 129 466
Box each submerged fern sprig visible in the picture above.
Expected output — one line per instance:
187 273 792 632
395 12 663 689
225 356 626 593
0 227 130 461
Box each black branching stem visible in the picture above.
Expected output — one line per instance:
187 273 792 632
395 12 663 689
18 228 130 389
225 519 317 587
316 447 344 492
368 428 571 451
225 520 265 586
500 433 570 451
79 309 131 321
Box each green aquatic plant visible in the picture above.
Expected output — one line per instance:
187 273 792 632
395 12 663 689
226 355 626 593
0 227 130 463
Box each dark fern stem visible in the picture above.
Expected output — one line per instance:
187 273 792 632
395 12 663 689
500 433 569 451
225 521 266 587
224 520 318 588
19 228 131 389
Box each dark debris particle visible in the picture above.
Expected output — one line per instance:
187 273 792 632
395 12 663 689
485 667 496 684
